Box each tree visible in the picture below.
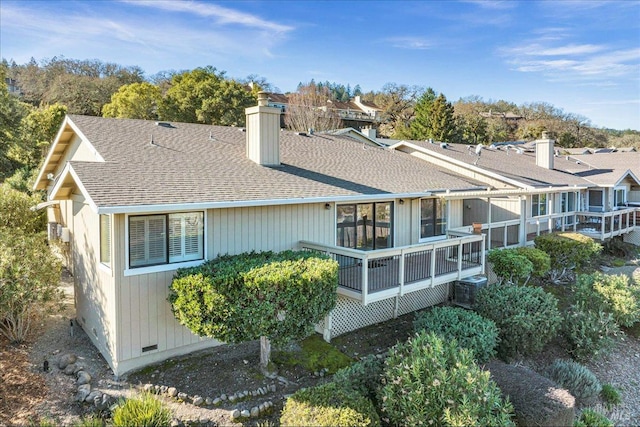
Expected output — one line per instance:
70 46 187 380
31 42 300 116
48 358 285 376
363 83 425 138
169 251 338 369
102 82 161 120
284 82 343 131
0 184 46 233
410 87 437 140
411 90 456 142
159 66 256 126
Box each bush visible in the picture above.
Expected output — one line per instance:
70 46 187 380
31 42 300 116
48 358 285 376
562 302 620 361
488 249 533 285
332 354 384 402
546 359 602 404
574 409 613 427
413 306 499 362
534 233 602 281
600 383 622 409
0 230 63 343
575 272 640 327
514 246 551 280
280 382 380 427
0 184 46 233
475 284 561 359
378 331 515 427
112 392 172 427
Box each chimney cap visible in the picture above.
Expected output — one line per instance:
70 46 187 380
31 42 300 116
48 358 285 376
257 91 269 107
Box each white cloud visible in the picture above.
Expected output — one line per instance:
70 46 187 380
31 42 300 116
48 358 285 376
385 36 435 50
119 0 293 33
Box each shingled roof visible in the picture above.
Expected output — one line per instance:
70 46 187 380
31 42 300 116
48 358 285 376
49 115 485 212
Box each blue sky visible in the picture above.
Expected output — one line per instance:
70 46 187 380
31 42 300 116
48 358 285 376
1 0 639 130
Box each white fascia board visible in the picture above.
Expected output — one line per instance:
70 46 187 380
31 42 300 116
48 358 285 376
33 116 105 191
439 185 589 200
49 163 99 213
95 191 453 215
615 170 640 187
391 140 534 190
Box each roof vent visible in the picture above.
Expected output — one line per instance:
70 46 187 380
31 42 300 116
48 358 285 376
440 142 448 149
295 132 308 137
155 121 174 128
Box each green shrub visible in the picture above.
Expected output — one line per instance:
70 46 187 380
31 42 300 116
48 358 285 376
600 383 622 409
546 359 602 404
562 302 620 361
574 409 613 427
378 331 515 427
332 354 384 401
280 382 380 427
413 306 499 362
475 284 561 359
534 233 602 279
488 249 533 285
0 184 46 233
514 246 551 279
112 392 172 427
73 415 105 427
575 272 640 327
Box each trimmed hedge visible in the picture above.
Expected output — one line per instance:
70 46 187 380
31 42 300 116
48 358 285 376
332 354 384 402
488 249 533 285
168 251 338 346
280 382 380 427
413 306 499 362
534 232 602 272
378 331 515 427
475 284 561 359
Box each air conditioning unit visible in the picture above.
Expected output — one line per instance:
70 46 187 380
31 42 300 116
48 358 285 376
453 275 488 309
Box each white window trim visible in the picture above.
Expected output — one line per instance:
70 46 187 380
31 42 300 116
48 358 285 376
124 211 208 277
588 189 605 212
531 193 548 217
614 186 627 209
334 200 395 250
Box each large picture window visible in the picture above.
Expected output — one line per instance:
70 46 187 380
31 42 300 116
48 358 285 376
531 194 547 217
129 212 204 268
420 198 446 239
337 202 393 250
561 192 577 213
588 190 604 212
100 214 111 266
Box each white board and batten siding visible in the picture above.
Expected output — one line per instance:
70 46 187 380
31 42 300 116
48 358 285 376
70 196 118 370
112 202 337 374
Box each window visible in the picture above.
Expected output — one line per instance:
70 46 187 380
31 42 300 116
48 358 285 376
561 192 577 213
614 188 626 207
129 212 204 268
588 190 604 211
100 214 111 266
531 194 547 217
337 202 393 250
420 198 447 239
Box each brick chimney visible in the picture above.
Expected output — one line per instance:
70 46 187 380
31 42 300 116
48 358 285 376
245 91 281 166
535 131 554 170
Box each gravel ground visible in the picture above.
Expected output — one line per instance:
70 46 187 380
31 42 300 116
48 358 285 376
5 266 640 426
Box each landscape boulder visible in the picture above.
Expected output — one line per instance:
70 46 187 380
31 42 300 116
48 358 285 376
485 360 575 427
58 353 77 370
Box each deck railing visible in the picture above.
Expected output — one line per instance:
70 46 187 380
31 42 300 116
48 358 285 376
299 234 484 305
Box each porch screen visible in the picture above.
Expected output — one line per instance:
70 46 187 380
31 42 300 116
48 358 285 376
420 198 446 239
129 212 203 268
337 202 393 250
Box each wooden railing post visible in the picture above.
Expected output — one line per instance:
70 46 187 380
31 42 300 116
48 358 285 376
361 254 368 305
399 249 405 296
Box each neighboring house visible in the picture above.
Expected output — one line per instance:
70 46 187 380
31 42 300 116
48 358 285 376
386 136 640 247
266 93 382 131
34 93 489 376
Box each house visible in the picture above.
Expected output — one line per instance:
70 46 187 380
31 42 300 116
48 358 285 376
34 92 490 376
386 135 640 246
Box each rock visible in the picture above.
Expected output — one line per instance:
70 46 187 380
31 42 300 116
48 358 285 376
485 360 575 427
205 397 212 405
73 364 84 374
177 392 188 400
95 393 112 410
143 383 154 392
269 384 277 392
160 385 168 394
212 397 220 406
240 409 250 418
58 353 77 370
192 396 204 406
85 390 102 404
231 409 241 420
154 385 160 394
228 394 237 403
259 403 266 413
76 371 92 385
76 384 91 402
170 419 180 427
63 363 77 375
167 387 178 397
250 406 260 417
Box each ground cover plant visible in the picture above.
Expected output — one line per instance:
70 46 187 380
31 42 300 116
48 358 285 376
546 359 602 405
